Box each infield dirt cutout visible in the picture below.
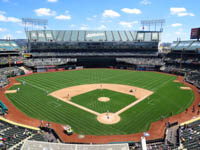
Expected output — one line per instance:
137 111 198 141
5 90 17 94
14 83 21 85
50 84 153 124
180 86 191 90
173 80 179 83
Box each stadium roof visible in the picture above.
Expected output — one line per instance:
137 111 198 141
170 40 200 51
0 41 21 51
21 140 129 150
26 30 161 43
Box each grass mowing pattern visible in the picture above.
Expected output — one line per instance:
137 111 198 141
71 89 137 113
6 69 194 135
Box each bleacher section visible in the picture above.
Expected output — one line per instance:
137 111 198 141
21 141 129 150
24 58 75 67
117 57 164 66
0 40 24 87
26 30 160 54
0 119 48 150
179 119 200 149
26 30 161 43
185 71 200 88
0 56 23 65
24 30 162 70
170 41 200 53
0 41 21 51
0 67 24 88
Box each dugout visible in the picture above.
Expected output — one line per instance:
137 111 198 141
0 100 8 114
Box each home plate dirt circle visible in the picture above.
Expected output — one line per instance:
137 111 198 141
97 113 120 124
98 97 110 102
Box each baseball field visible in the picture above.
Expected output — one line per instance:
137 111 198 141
6 69 194 135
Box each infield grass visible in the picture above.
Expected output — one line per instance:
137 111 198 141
6 69 194 135
71 89 137 113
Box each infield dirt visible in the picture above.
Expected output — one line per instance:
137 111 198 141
50 83 153 124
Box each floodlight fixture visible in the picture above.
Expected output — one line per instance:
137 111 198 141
141 19 165 32
22 18 48 31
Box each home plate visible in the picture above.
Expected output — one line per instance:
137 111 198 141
97 113 120 124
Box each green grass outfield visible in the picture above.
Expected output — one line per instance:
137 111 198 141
6 69 194 135
71 89 137 113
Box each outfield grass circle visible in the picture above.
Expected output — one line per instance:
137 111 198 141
6 69 195 135
98 97 110 102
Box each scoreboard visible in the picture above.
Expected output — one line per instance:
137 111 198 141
191 28 200 39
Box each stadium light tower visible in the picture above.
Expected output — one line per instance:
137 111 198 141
22 18 48 31
141 132 150 150
141 19 165 32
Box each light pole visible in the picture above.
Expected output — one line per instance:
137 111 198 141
141 132 150 150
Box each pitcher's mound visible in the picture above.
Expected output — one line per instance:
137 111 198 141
98 97 110 102
97 113 120 124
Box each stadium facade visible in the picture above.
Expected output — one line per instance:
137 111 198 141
25 30 162 71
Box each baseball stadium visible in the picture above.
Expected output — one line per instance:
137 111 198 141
0 1 200 150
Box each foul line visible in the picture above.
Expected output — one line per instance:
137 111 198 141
115 93 153 115
59 97 100 116
17 79 48 93
50 84 154 118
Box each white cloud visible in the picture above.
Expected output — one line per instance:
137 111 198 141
80 24 88 30
174 28 184 35
140 0 151 5
171 23 182 27
100 20 112 23
7 17 21 22
0 11 6 15
177 12 194 17
47 0 58 2
98 25 106 30
16 30 23 34
70 24 76 28
86 15 97 21
2 0 9 2
0 14 6 21
0 14 21 23
34 8 56 16
121 8 141 14
102 10 120 18
0 28 7 32
170 7 194 17
175 32 181 35
86 17 93 21
170 7 186 14
119 21 138 28
55 15 71 20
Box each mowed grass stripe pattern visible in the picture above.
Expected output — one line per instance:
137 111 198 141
7 69 194 135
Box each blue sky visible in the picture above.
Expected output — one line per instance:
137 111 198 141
0 0 199 42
